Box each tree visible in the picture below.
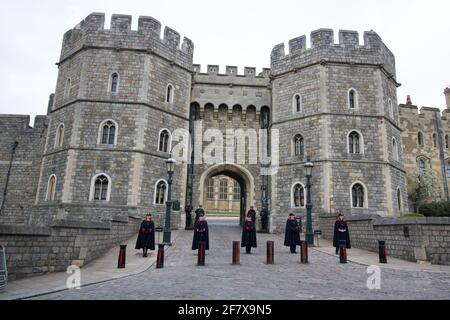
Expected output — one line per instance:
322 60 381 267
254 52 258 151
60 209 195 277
407 170 442 212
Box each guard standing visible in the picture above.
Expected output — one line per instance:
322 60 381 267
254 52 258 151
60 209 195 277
284 213 301 253
241 216 257 254
333 213 351 255
260 208 269 232
247 206 257 223
135 214 155 257
192 216 210 251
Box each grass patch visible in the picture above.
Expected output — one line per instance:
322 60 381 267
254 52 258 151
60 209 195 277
400 213 425 218
206 211 240 217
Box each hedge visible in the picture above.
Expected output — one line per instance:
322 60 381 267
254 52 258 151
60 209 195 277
417 201 450 217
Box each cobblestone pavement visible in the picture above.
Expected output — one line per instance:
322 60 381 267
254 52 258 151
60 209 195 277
32 218 450 300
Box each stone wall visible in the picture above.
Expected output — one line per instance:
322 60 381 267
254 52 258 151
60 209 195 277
319 215 450 265
0 216 140 280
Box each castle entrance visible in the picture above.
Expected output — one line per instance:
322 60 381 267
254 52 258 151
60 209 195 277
198 164 255 226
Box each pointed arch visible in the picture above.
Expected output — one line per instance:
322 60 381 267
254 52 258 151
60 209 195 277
46 174 57 201
89 173 112 202
350 181 368 208
348 88 358 109
154 179 168 205
158 128 172 153
54 123 65 149
291 182 306 208
98 119 118 145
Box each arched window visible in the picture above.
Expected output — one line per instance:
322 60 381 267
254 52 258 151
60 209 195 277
46 175 57 201
351 183 365 208
292 183 305 208
392 138 399 161
166 84 174 103
207 179 214 199
55 123 64 148
154 180 167 205
397 188 402 211
417 158 426 175
64 78 71 99
293 94 302 113
348 131 361 154
219 180 228 200
417 132 424 147
433 133 437 148
92 174 110 201
100 120 117 145
446 161 450 178
388 99 394 119
233 181 241 201
110 73 119 93
446 135 449 149
158 129 171 153
294 134 305 157
348 89 358 109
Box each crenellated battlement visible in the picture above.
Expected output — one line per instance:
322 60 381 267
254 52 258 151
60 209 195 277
193 65 271 78
60 13 194 70
271 29 396 78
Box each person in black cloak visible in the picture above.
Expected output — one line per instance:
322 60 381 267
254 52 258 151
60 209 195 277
284 213 301 253
241 216 257 254
195 205 206 222
135 214 155 257
192 215 210 251
247 206 257 223
260 208 269 232
333 212 351 254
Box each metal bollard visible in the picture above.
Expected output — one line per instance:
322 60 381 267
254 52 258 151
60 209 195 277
378 240 387 264
118 245 127 269
339 240 347 264
300 241 308 264
232 241 240 265
0 246 7 292
156 244 165 269
266 241 274 265
197 241 206 266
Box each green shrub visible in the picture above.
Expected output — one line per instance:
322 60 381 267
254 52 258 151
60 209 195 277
417 201 450 217
400 213 425 218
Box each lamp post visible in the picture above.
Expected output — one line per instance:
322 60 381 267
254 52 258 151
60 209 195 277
304 159 314 246
163 155 176 245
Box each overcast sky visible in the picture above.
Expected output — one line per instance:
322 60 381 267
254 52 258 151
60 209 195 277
0 0 449 125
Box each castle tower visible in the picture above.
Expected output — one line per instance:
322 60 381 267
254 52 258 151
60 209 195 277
32 13 194 226
270 29 407 231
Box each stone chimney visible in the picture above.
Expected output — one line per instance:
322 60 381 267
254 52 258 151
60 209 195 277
445 86 450 109
406 95 412 105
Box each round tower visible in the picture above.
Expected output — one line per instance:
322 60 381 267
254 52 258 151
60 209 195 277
269 29 407 232
34 13 194 226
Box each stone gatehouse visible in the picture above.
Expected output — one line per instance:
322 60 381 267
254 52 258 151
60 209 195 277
0 12 412 236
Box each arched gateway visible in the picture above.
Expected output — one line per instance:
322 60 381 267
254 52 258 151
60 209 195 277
198 163 256 225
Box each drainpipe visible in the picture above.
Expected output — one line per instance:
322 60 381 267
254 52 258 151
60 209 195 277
435 112 449 201
0 141 19 215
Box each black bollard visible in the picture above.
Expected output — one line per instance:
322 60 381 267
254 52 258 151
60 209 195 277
118 245 127 269
339 240 347 264
156 244 165 269
232 241 240 265
300 241 308 264
266 241 274 265
378 240 387 264
198 241 206 266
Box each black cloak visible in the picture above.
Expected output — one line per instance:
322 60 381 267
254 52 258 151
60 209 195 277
135 220 155 250
333 220 351 249
284 219 301 246
192 220 209 250
241 220 257 248
247 209 257 222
